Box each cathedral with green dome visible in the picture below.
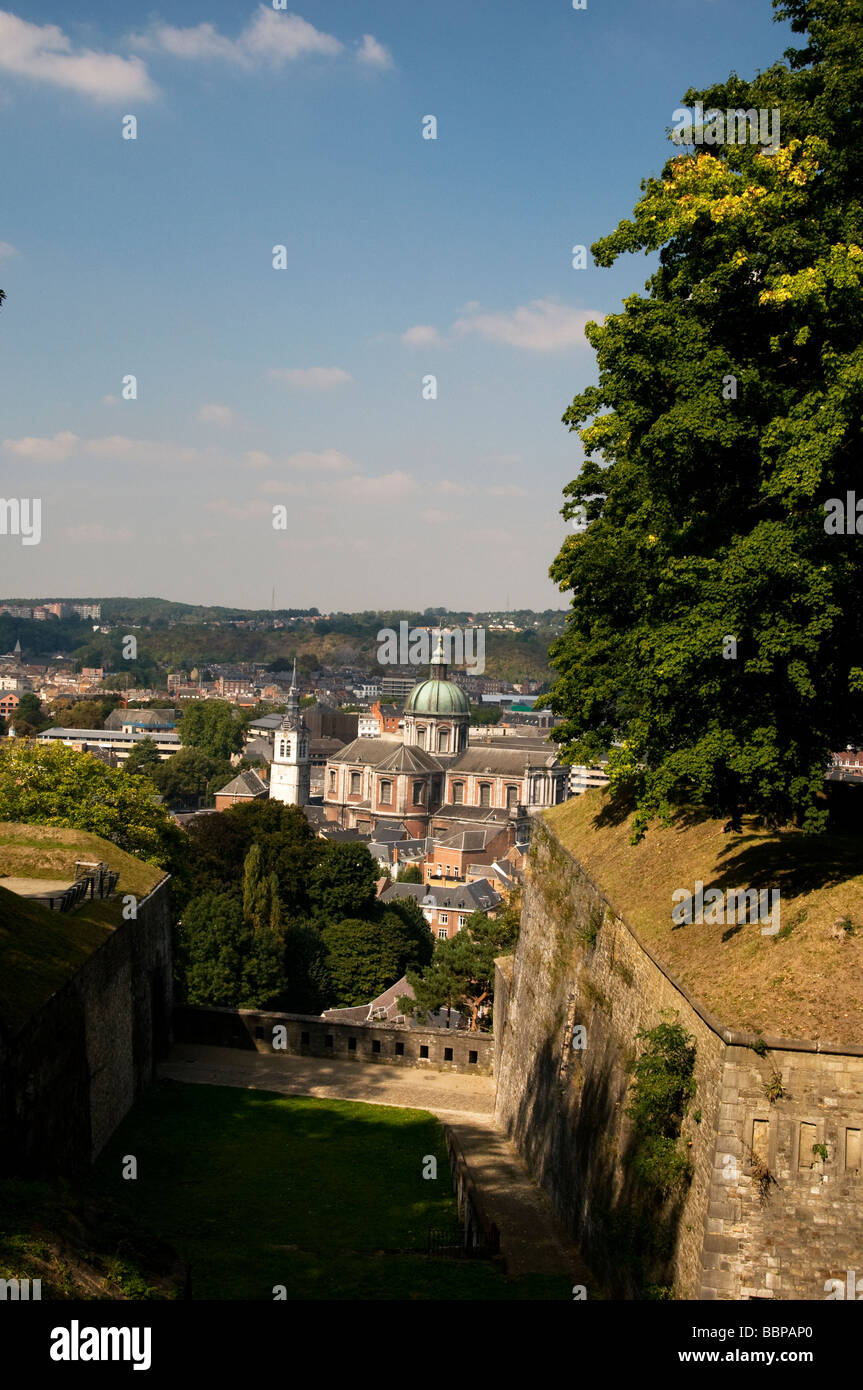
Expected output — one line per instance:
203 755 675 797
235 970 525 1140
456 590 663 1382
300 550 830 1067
323 631 568 842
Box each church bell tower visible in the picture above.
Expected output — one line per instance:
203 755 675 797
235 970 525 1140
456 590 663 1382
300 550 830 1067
269 659 310 806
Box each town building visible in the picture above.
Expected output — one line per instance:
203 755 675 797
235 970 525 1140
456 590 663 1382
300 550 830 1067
323 635 568 843
379 878 502 940
214 768 269 811
37 727 181 761
268 663 310 807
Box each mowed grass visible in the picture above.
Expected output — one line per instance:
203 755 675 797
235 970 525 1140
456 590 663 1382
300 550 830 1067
91 1082 568 1300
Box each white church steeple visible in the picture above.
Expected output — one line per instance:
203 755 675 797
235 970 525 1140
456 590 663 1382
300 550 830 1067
268 658 310 806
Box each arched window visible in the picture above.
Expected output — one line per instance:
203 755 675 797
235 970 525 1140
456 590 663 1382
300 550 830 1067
416 726 426 749
506 785 518 808
379 779 392 805
479 783 491 808
452 781 464 804
413 781 425 805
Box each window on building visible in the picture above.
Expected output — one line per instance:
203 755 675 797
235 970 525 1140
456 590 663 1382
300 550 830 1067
479 783 491 807
379 779 392 805
444 1047 453 1062
416 726 426 748
506 784 518 808
438 928 447 939
300 1031 310 1045
468 1050 478 1065
348 1036 357 1052
458 915 467 929
413 781 425 805
325 1034 334 1048
438 728 449 752
452 781 464 804
395 1041 405 1056
350 771 361 795
372 1039 381 1054
440 913 448 924
420 1045 429 1059
329 770 336 790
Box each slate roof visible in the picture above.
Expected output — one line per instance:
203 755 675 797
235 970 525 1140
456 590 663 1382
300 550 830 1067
215 769 268 799
450 746 561 773
243 736 274 761
327 736 403 766
432 804 510 824
380 878 501 913
433 827 500 852
375 743 441 774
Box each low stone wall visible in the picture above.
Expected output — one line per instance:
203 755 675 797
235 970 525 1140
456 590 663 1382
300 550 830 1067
494 817 863 1300
0 877 172 1176
173 1004 493 1075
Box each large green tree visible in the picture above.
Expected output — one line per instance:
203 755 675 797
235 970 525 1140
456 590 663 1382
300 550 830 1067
179 701 245 761
549 0 863 838
400 901 519 1031
0 740 179 865
176 890 284 1009
150 746 232 808
321 904 432 1007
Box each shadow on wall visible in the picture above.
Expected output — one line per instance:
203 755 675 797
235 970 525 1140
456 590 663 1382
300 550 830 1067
508 1028 688 1299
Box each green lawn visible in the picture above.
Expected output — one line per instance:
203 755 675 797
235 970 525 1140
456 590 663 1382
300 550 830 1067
91 1081 569 1300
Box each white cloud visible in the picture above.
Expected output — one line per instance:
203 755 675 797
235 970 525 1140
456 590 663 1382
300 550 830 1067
420 508 454 525
401 324 442 348
256 479 309 496
132 6 347 70
0 240 18 259
2 431 205 468
488 484 528 497
101 394 118 406
205 498 274 520
284 449 354 473
453 298 599 351
0 11 156 102
64 523 133 543
197 403 236 427
268 366 353 391
335 470 418 502
439 479 475 496
356 33 393 68
243 449 272 470
3 430 79 462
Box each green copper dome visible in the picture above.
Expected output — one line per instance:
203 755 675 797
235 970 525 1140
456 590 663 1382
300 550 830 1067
405 677 470 716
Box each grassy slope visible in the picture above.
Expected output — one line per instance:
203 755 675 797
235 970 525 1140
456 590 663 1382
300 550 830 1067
90 1082 568 1300
0 823 165 1037
544 794 863 1047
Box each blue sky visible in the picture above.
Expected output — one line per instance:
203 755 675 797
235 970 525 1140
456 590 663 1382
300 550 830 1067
0 0 789 611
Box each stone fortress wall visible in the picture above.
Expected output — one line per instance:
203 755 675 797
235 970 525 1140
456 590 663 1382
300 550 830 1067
0 877 173 1176
493 818 863 1300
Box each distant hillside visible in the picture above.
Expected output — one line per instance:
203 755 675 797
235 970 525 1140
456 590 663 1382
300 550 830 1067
1 600 564 684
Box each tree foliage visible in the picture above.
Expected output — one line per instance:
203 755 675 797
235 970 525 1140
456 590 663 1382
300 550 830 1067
401 899 520 1031
178 701 245 761
0 740 179 865
548 0 863 837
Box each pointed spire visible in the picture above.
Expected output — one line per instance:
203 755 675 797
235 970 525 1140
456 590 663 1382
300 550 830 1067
430 627 448 680
291 656 297 690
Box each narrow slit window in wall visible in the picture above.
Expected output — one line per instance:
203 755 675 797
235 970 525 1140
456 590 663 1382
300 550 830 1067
798 1122 817 1169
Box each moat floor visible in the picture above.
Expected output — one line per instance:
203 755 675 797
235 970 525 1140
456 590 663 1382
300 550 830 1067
160 1043 592 1285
